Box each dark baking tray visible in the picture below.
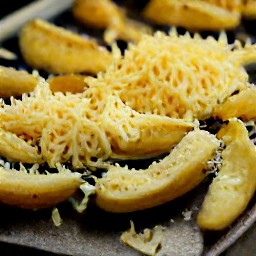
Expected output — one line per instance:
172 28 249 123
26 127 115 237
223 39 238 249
1 1 256 255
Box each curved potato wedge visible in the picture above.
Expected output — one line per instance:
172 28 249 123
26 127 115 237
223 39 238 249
19 19 112 74
73 0 151 43
214 87 256 121
0 167 82 209
95 129 219 213
0 128 42 164
142 0 241 31
101 95 195 159
197 119 256 230
48 74 88 94
0 66 38 98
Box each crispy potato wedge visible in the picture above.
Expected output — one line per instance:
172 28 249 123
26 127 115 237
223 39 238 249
0 66 38 98
214 87 256 121
142 0 241 31
48 74 88 94
101 95 195 159
95 129 219 213
73 0 151 43
0 167 82 209
19 19 112 74
197 119 256 230
0 128 42 164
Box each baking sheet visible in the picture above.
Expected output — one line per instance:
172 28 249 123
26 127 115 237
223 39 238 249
1 1 256 255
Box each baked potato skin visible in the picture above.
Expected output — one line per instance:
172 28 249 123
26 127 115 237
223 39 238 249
19 19 112 74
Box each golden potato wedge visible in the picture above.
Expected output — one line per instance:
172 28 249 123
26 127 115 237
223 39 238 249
197 119 256 230
48 74 88 94
73 0 151 43
19 19 112 74
95 129 219 213
0 66 38 98
243 0 256 18
0 128 42 164
73 0 122 29
0 167 82 209
101 95 195 159
142 0 241 31
214 87 256 121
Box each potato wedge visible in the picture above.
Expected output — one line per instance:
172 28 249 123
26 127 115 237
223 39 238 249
95 129 219 213
214 87 256 121
73 0 151 43
101 95 195 159
48 74 88 94
197 119 256 230
19 19 112 74
0 167 82 209
0 128 42 164
0 66 38 98
73 0 122 29
243 0 256 18
142 0 241 31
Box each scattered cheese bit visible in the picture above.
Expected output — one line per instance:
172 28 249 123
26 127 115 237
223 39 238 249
121 221 163 256
52 207 62 227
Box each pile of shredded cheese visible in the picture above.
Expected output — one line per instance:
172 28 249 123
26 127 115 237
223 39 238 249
0 75 190 167
0 79 112 168
87 31 249 120
1 31 255 168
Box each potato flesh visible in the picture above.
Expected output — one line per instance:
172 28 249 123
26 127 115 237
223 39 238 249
214 87 256 121
0 168 82 209
0 66 37 98
19 19 112 74
197 119 256 230
96 129 219 213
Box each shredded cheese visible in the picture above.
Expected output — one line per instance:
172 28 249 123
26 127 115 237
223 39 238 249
87 31 250 121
